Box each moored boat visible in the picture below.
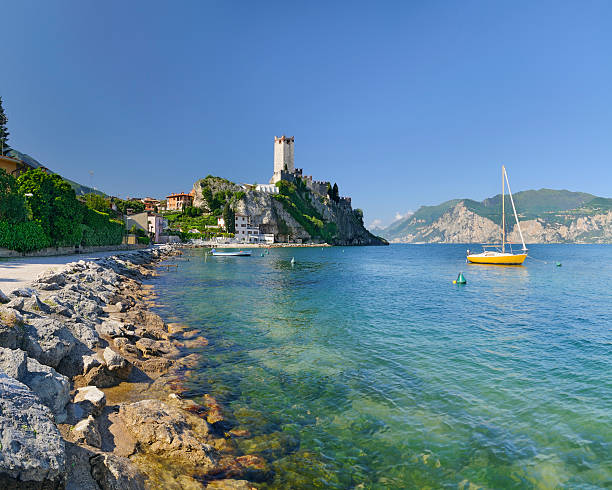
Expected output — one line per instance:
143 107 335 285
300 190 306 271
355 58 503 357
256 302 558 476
210 249 252 256
467 165 528 265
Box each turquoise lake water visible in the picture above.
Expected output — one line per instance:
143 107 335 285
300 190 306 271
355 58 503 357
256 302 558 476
149 245 612 488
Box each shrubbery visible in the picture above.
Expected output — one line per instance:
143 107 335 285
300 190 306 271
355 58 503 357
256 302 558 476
0 220 50 252
0 169 126 253
81 208 124 246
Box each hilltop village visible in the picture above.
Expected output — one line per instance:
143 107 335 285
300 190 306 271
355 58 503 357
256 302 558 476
128 136 386 246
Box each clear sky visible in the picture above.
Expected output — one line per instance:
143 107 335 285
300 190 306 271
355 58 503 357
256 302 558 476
2 1 611 227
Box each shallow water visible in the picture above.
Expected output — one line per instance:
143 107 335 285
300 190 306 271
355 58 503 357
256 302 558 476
149 244 612 488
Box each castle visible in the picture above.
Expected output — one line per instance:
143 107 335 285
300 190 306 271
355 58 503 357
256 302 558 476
267 135 350 204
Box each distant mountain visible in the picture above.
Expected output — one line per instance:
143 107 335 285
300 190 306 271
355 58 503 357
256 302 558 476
380 189 612 244
8 149 106 196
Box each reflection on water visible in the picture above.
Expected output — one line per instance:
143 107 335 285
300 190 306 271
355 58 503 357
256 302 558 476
149 244 612 488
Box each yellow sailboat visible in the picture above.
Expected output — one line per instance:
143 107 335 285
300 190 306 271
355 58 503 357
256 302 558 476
467 165 527 265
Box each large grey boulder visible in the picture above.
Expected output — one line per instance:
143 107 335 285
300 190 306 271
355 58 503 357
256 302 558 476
65 319 100 350
0 374 66 486
34 271 66 291
22 318 76 369
0 347 70 423
0 288 9 304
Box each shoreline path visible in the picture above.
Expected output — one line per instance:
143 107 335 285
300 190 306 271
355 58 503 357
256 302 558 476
0 249 148 294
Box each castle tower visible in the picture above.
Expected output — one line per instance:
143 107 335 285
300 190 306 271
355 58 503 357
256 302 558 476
271 135 294 183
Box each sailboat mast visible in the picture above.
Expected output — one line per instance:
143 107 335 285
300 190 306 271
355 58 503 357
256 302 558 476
502 165 505 252
503 167 527 251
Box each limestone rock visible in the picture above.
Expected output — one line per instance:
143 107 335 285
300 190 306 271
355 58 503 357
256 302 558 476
96 320 125 338
23 295 52 314
76 364 125 389
0 288 10 303
72 415 102 448
5 296 25 311
102 302 125 314
22 317 77 369
103 347 131 379
90 453 146 490
34 271 66 289
82 353 102 374
0 374 66 486
117 399 217 471
73 385 106 417
0 347 70 423
11 288 34 298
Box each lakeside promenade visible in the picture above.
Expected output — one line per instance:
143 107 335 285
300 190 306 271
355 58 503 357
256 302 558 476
0 249 152 294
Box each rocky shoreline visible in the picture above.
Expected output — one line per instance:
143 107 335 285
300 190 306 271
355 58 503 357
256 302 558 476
0 245 265 489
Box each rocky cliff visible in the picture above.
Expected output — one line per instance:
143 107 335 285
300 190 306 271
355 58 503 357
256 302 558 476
234 188 386 245
386 201 612 244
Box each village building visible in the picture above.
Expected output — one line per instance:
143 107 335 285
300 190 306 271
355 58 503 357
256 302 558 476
124 211 166 243
166 191 194 211
217 214 273 243
142 197 160 212
0 153 48 177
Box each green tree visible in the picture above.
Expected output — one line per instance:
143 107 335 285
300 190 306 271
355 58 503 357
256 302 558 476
0 96 10 156
115 198 145 215
332 183 340 203
184 206 201 217
222 202 235 233
354 208 364 225
201 184 214 209
84 193 109 212
18 169 84 246
0 169 27 224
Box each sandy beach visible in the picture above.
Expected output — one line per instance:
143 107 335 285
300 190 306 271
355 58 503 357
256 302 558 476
0 249 150 294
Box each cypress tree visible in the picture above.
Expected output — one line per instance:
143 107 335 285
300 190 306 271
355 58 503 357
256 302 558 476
222 202 235 233
332 183 339 203
0 96 10 156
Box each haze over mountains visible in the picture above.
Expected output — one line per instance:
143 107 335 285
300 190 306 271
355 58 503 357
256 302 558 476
378 189 612 244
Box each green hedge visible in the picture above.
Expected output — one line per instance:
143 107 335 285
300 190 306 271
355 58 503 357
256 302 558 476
0 221 51 252
81 208 125 246
137 236 150 245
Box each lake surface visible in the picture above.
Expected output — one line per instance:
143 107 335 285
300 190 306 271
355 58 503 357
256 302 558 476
149 244 612 488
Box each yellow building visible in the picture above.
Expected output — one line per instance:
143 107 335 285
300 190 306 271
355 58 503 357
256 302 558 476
0 154 34 177
166 191 194 211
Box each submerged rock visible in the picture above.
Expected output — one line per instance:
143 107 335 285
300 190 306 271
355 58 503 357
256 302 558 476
0 374 65 486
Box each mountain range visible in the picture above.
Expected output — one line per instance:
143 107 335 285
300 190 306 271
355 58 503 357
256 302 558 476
378 189 612 244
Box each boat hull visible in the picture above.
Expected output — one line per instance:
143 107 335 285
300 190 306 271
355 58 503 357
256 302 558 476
467 253 527 265
211 251 252 256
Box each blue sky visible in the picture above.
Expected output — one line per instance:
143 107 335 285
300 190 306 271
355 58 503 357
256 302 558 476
2 1 611 227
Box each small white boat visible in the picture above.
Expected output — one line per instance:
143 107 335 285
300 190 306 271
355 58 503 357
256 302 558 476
210 249 252 257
